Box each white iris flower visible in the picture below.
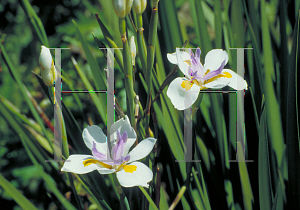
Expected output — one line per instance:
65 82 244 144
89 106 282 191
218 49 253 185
166 48 248 110
61 116 156 188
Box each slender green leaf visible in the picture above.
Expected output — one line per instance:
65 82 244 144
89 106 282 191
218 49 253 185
238 143 254 210
0 174 39 210
261 0 284 168
286 9 300 210
258 101 272 210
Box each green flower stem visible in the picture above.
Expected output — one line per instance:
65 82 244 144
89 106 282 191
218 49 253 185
112 174 130 210
119 17 135 126
139 186 159 210
145 0 159 135
136 13 147 72
168 185 187 210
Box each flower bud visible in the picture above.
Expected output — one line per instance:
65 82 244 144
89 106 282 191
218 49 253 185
112 0 134 18
39 46 57 86
129 36 136 65
133 0 147 15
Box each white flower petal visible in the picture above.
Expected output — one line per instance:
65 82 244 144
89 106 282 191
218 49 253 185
167 52 178 64
166 78 200 110
167 50 191 76
82 125 107 154
176 48 192 76
203 69 248 90
97 168 116 174
127 138 156 163
116 162 153 188
110 115 136 141
123 138 137 156
222 69 248 90
204 49 228 71
61 155 100 174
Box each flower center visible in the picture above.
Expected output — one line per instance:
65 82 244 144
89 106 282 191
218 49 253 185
181 80 193 91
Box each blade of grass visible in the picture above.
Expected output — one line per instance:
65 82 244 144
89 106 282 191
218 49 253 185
19 0 49 46
286 10 300 210
258 99 272 210
237 143 254 210
272 182 284 210
0 42 53 150
72 19 106 122
261 0 284 168
71 57 106 120
0 174 39 210
0 100 52 172
0 95 43 134
214 0 222 48
139 186 158 210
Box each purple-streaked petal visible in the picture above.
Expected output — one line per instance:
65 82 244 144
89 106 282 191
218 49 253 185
92 141 107 160
124 155 130 162
82 125 107 153
195 47 201 60
114 130 127 160
203 60 226 81
190 49 204 79
110 116 136 141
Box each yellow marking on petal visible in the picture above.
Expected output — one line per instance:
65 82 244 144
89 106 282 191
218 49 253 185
191 79 200 86
123 165 137 173
204 69 210 75
220 71 232 78
183 60 191 66
83 159 99 167
82 159 112 169
205 71 232 84
181 80 193 91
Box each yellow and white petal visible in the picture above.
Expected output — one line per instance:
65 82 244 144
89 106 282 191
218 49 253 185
167 50 191 76
82 125 107 154
116 162 153 188
204 49 228 71
166 78 200 110
127 138 156 163
61 155 116 174
61 155 97 174
222 69 248 90
203 69 247 90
